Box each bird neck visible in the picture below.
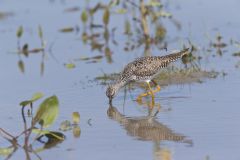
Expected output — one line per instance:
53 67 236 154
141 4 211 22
113 79 126 91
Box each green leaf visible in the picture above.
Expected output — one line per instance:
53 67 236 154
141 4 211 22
81 10 88 23
73 126 81 138
0 147 14 156
232 52 240 57
18 60 25 73
33 95 59 128
59 120 72 131
115 8 127 14
59 27 74 33
155 11 172 18
41 62 44 76
32 128 64 140
22 43 29 57
103 8 110 25
16 26 23 38
38 25 43 39
72 112 80 124
82 32 88 43
64 63 76 69
147 0 162 7
109 0 120 7
105 47 113 63
124 20 132 35
19 92 43 107
31 92 44 102
19 100 32 107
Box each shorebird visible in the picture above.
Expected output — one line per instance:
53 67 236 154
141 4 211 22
106 48 190 102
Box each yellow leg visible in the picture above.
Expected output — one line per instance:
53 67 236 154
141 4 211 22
146 84 161 95
136 80 161 102
136 81 152 103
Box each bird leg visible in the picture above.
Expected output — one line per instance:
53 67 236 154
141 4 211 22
136 81 153 99
147 80 161 95
136 80 161 101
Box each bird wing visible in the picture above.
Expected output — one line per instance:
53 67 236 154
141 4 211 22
131 57 161 77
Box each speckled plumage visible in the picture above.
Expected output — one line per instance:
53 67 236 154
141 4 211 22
106 48 190 100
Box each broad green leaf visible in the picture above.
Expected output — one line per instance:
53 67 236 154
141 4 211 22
81 10 88 23
16 26 23 38
31 92 44 102
72 112 80 124
33 95 59 128
18 60 25 73
64 63 76 69
103 8 110 25
32 128 64 140
0 147 14 156
38 25 43 39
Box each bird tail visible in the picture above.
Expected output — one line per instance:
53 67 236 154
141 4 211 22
162 48 190 64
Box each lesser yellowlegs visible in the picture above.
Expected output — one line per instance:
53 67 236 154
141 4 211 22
106 48 190 102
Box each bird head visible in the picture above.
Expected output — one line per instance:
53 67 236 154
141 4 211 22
106 85 117 100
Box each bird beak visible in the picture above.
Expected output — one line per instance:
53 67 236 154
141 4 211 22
109 98 113 105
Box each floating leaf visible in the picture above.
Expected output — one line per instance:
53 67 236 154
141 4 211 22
16 26 23 38
59 27 74 33
103 28 109 41
73 126 81 138
78 55 103 62
31 92 44 102
22 43 29 57
32 128 65 140
19 100 32 107
103 8 110 25
115 8 127 14
33 95 59 128
64 63 76 69
109 0 120 7
64 7 80 13
81 10 88 23
155 11 172 18
82 32 88 43
59 120 72 131
124 20 132 35
41 62 44 76
18 60 24 73
72 112 80 124
0 147 14 156
105 47 113 63
233 52 240 57
89 3 101 15
38 25 43 39
147 0 162 7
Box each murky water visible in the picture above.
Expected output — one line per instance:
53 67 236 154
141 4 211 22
1 0 240 159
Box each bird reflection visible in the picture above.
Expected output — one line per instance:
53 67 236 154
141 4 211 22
107 101 192 160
